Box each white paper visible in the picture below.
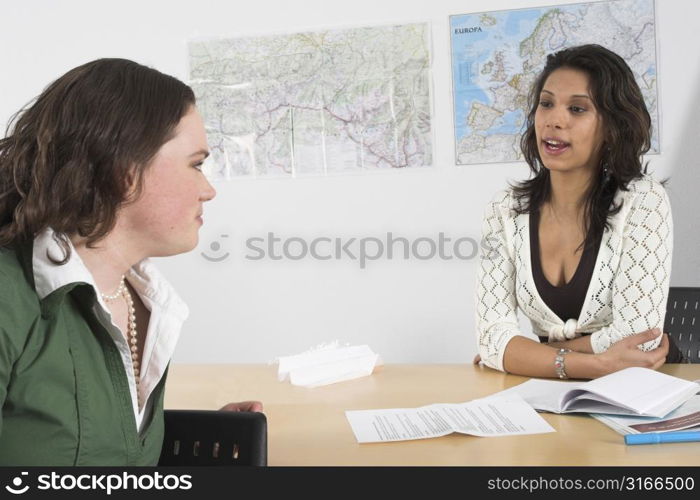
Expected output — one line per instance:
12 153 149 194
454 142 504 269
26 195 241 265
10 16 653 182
345 395 555 443
277 343 381 387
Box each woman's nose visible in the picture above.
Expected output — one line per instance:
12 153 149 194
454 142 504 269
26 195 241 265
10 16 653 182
201 178 216 202
546 106 567 129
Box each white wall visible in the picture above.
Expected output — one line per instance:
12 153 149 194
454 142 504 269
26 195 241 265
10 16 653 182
2 0 699 363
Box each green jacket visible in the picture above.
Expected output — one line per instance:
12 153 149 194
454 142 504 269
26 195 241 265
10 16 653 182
0 243 166 465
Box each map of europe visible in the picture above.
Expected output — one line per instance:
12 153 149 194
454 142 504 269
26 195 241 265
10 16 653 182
450 0 658 165
189 23 432 179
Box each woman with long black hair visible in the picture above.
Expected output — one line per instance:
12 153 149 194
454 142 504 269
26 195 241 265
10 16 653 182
475 44 680 379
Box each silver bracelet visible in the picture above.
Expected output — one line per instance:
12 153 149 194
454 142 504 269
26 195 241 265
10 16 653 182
554 348 572 379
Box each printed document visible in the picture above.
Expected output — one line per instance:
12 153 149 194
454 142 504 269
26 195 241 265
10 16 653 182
345 395 555 443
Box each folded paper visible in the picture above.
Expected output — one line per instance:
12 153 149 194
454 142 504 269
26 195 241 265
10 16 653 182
277 342 381 388
345 395 555 443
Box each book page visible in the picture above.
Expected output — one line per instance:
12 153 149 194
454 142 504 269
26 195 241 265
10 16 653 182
483 379 582 413
487 369 700 418
568 367 700 417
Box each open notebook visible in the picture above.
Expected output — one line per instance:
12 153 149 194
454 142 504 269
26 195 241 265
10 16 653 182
489 367 700 418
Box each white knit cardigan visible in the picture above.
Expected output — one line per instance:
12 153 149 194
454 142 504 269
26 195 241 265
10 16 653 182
475 175 673 372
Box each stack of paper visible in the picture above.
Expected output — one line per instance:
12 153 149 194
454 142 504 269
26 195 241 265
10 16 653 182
593 395 700 435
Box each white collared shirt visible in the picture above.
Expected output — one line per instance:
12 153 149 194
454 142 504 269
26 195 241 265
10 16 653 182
32 228 189 432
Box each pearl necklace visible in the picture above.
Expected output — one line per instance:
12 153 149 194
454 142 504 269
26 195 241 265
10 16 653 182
100 276 140 388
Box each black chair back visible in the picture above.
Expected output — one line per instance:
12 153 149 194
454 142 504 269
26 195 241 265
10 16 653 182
664 287 700 363
159 410 267 466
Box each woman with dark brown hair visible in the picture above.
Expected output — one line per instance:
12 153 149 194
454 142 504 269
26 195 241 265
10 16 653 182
0 58 260 465
475 44 679 379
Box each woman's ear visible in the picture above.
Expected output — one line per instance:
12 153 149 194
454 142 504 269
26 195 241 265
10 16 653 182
123 166 142 203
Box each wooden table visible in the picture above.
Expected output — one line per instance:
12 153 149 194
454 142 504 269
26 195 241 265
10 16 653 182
164 363 700 466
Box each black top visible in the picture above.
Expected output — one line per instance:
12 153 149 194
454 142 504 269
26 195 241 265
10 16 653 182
529 209 685 363
530 209 601 324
